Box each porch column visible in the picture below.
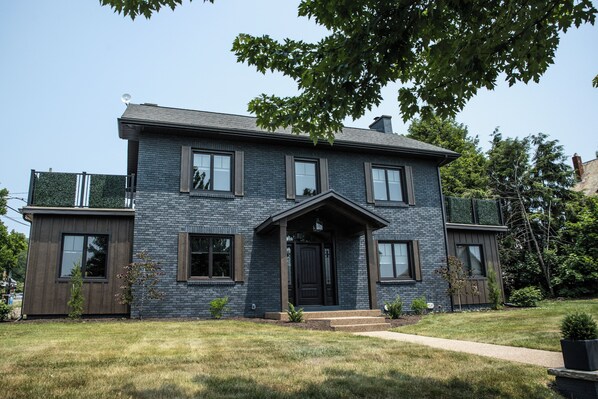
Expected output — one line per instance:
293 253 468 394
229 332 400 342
279 218 289 312
365 225 378 310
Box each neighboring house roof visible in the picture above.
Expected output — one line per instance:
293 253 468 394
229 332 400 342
573 157 598 196
118 104 459 164
255 190 390 234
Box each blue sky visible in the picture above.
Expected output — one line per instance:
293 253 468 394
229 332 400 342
1 1 597 236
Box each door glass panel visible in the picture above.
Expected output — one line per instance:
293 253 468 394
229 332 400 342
287 246 293 286
324 247 332 285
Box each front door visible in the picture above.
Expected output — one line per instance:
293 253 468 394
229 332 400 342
296 243 324 306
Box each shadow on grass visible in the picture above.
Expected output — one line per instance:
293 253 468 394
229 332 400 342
117 367 554 399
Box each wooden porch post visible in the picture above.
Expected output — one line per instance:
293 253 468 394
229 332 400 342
279 219 289 312
365 225 378 310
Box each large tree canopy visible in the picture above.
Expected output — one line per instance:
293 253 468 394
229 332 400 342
103 0 596 141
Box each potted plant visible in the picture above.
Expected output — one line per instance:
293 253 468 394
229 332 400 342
560 312 598 371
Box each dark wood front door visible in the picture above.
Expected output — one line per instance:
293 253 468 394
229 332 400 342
296 244 324 306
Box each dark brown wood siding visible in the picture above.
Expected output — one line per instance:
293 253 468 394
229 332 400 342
22 214 133 316
446 228 505 306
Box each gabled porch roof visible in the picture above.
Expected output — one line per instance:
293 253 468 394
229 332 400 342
255 190 389 234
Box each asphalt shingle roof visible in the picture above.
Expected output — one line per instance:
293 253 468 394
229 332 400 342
119 104 459 158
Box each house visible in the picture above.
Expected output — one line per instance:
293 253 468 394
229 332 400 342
21 104 506 318
572 153 598 196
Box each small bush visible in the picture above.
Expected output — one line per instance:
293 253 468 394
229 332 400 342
509 286 543 307
209 296 230 319
287 302 304 323
487 268 503 310
68 264 84 319
0 302 13 321
561 312 598 341
411 296 427 315
385 295 403 319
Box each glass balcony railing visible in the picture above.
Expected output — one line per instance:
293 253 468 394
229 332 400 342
27 170 135 209
445 196 503 226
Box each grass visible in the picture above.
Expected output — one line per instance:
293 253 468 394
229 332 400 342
396 298 598 352
0 320 559 399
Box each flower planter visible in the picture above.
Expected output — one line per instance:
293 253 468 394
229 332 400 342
561 339 598 371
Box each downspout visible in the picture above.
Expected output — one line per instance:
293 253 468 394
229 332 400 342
436 155 454 312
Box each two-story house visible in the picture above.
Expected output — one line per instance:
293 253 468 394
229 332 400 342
21 104 506 319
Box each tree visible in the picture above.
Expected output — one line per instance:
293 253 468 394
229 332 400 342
0 188 28 303
117 251 164 319
102 0 597 141
407 116 489 197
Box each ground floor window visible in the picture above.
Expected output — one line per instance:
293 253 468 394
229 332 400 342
456 244 485 277
60 234 108 278
190 235 232 279
378 241 413 280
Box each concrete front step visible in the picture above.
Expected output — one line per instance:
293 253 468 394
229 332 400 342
264 309 382 321
332 323 391 332
311 316 388 326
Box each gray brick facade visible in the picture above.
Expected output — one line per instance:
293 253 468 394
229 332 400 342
131 130 452 318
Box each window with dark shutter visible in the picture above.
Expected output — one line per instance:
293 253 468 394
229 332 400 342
364 163 415 206
377 240 422 282
285 156 328 199
177 233 244 282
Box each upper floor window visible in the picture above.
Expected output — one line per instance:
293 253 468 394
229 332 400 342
60 234 108 279
378 241 412 280
295 160 318 197
285 155 329 200
364 163 415 206
193 152 232 192
456 244 485 277
372 167 404 202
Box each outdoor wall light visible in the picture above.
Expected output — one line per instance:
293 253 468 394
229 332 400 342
313 218 324 232
427 302 435 310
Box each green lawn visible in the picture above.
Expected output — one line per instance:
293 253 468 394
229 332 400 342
396 298 598 352
0 320 558 399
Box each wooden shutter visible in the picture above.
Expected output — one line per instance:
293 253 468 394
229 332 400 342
319 158 329 192
412 240 422 281
364 162 374 204
285 155 295 200
234 151 244 196
373 239 380 282
404 165 416 205
180 146 192 193
234 234 244 283
177 233 189 281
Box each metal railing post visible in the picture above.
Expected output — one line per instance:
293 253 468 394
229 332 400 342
79 172 87 207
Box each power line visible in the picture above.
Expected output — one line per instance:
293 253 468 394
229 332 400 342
6 205 22 215
1 215 29 227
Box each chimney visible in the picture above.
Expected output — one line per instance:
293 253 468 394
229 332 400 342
369 115 393 134
572 153 584 180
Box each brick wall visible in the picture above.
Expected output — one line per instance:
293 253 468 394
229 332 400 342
131 132 451 318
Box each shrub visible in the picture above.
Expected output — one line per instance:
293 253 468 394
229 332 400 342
117 251 164 319
67 264 84 319
0 302 13 321
487 268 503 310
411 296 427 315
509 286 543 307
287 302 304 323
209 296 230 319
385 295 403 319
561 312 598 341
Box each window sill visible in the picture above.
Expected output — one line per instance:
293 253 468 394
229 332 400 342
189 191 236 199
186 279 236 286
374 201 409 208
378 279 417 285
57 278 108 284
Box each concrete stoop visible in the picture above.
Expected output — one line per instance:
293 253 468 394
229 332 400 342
264 310 391 332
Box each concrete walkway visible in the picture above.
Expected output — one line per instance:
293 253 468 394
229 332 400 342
356 331 564 368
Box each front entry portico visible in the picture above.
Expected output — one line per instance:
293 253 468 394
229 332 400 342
255 190 389 312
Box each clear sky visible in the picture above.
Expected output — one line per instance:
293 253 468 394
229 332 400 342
1 1 597 236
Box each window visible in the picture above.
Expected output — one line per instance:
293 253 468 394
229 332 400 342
456 244 485 277
364 163 415 205
285 156 329 200
190 235 232 279
372 167 404 202
60 234 108 279
295 160 318 197
378 241 413 280
192 152 232 192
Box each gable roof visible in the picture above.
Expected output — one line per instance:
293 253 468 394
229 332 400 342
255 190 389 234
118 104 459 164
